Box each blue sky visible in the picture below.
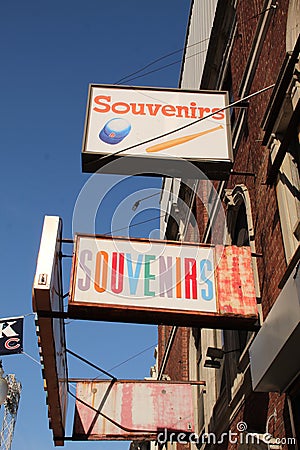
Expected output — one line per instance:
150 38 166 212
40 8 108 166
0 1 190 448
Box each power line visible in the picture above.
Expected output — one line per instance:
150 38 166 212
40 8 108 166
132 192 160 211
102 214 163 237
86 83 275 167
108 343 157 372
114 5 275 86
115 48 210 85
21 351 41 366
19 331 157 382
89 343 157 381
114 37 210 85
59 213 163 244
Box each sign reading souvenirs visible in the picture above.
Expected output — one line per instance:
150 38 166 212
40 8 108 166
69 235 258 329
0 316 23 355
32 216 67 446
81 85 233 178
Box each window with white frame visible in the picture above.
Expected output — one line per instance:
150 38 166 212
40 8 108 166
275 129 300 263
261 10 300 267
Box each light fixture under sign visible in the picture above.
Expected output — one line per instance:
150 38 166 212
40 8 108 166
204 359 221 369
204 347 240 369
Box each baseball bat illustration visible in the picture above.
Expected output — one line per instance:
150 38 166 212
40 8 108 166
146 124 223 153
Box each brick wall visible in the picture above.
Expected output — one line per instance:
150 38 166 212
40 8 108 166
219 0 294 448
158 326 189 382
228 0 289 316
159 1 296 448
157 326 190 450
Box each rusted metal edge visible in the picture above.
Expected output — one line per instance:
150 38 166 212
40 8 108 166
65 378 206 385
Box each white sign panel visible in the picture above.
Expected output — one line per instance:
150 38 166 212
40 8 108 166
82 85 233 176
70 235 217 315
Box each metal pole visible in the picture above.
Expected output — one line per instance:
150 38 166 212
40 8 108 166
0 375 22 450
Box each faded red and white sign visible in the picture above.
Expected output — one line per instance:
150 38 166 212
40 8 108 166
73 380 195 440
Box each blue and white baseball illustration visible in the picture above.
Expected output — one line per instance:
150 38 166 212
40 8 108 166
99 118 131 144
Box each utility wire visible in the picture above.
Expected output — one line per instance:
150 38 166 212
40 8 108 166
114 38 210 85
67 348 117 380
21 351 41 366
59 213 162 245
21 325 157 383
116 48 210 85
86 83 275 167
114 5 275 86
102 214 163 237
109 343 157 371
91 343 157 382
132 192 160 211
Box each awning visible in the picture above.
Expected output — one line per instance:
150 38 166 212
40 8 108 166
249 263 300 392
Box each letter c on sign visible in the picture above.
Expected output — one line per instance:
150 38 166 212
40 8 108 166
4 338 20 350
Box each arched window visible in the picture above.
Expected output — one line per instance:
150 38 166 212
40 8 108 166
286 0 300 52
222 185 259 388
232 202 249 247
224 184 255 250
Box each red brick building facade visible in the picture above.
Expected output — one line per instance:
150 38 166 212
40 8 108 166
159 0 300 448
